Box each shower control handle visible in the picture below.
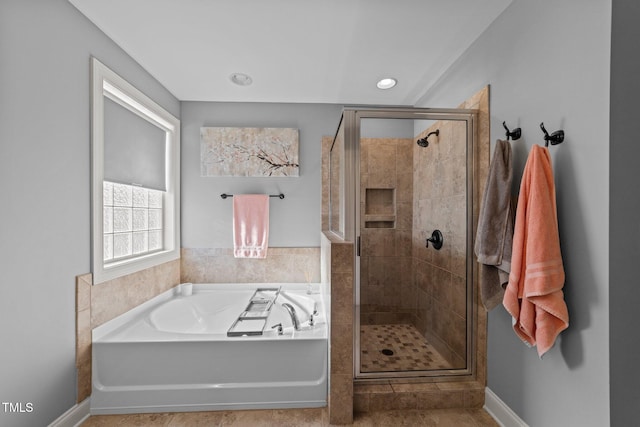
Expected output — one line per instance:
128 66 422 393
426 230 444 250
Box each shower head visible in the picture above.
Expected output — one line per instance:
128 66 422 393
416 129 439 147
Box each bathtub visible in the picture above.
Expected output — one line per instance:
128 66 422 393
91 283 328 415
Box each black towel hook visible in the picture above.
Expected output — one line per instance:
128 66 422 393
539 122 564 147
502 121 521 141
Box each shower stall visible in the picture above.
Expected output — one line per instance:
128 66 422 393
329 107 479 381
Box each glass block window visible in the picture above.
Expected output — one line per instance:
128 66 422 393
103 181 163 262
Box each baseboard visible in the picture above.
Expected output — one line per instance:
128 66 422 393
48 398 90 427
483 387 528 427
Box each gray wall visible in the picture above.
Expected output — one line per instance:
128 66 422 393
610 1 640 425
416 0 611 425
181 102 342 248
0 1 179 426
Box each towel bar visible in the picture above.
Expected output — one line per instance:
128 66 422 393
221 193 285 199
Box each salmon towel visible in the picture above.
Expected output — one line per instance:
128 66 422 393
503 145 569 357
233 194 269 259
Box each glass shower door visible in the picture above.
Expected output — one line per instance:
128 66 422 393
355 111 475 379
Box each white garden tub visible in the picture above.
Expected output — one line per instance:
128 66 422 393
91 283 327 414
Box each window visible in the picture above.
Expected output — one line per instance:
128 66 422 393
103 182 164 261
91 58 180 284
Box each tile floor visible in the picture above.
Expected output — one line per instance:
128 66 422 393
82 407 499 426
360 324 451 372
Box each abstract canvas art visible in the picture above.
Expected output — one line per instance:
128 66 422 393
200 127 299 177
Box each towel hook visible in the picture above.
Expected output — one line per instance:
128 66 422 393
502 121 521 141
540 122 564 147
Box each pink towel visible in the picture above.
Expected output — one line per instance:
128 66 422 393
233 194 269 259
503 145 569 357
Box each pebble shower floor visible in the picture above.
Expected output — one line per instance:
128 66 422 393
360 324 452 372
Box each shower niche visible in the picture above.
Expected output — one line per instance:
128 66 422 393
329 107 481 381
364 188 395 228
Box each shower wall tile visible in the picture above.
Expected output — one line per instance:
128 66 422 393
396 203 413 230
360 138 414 321
411 86 490 380
396 173 413 203
368 172 396 189
451 274 467 318
368 142 397 176
396 138 413 167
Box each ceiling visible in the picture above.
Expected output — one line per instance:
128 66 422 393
69 0 512 105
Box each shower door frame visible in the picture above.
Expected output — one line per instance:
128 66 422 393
344 107 479 381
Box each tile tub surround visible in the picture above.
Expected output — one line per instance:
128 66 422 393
181 247 321 284
91 259 181 328
75 259 181 404
76 273 92 403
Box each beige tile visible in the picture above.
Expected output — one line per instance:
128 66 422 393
81 415 125 426
416 389 464 410
361 409 430 426
167 411 226 426
329 374 353 425
82 412 174 426
271 408 326 426
353 391 370 414
83 407 499 427
424 408 481 427
76 356 91 403
76 308 91 355
76 273 92 311
467 408 500 426
331 243 354 274
464 388 486 408
217 409 276 426
354 383 393 394
331 323 353 375
390 382 439 393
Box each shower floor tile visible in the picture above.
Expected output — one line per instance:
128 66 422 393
360 324 452 372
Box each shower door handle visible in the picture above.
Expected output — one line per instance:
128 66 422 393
357 236 361 257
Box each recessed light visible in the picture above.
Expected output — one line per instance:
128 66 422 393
376 78 397 90
230 73 253 86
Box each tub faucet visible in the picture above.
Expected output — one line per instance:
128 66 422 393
282 303 301 330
